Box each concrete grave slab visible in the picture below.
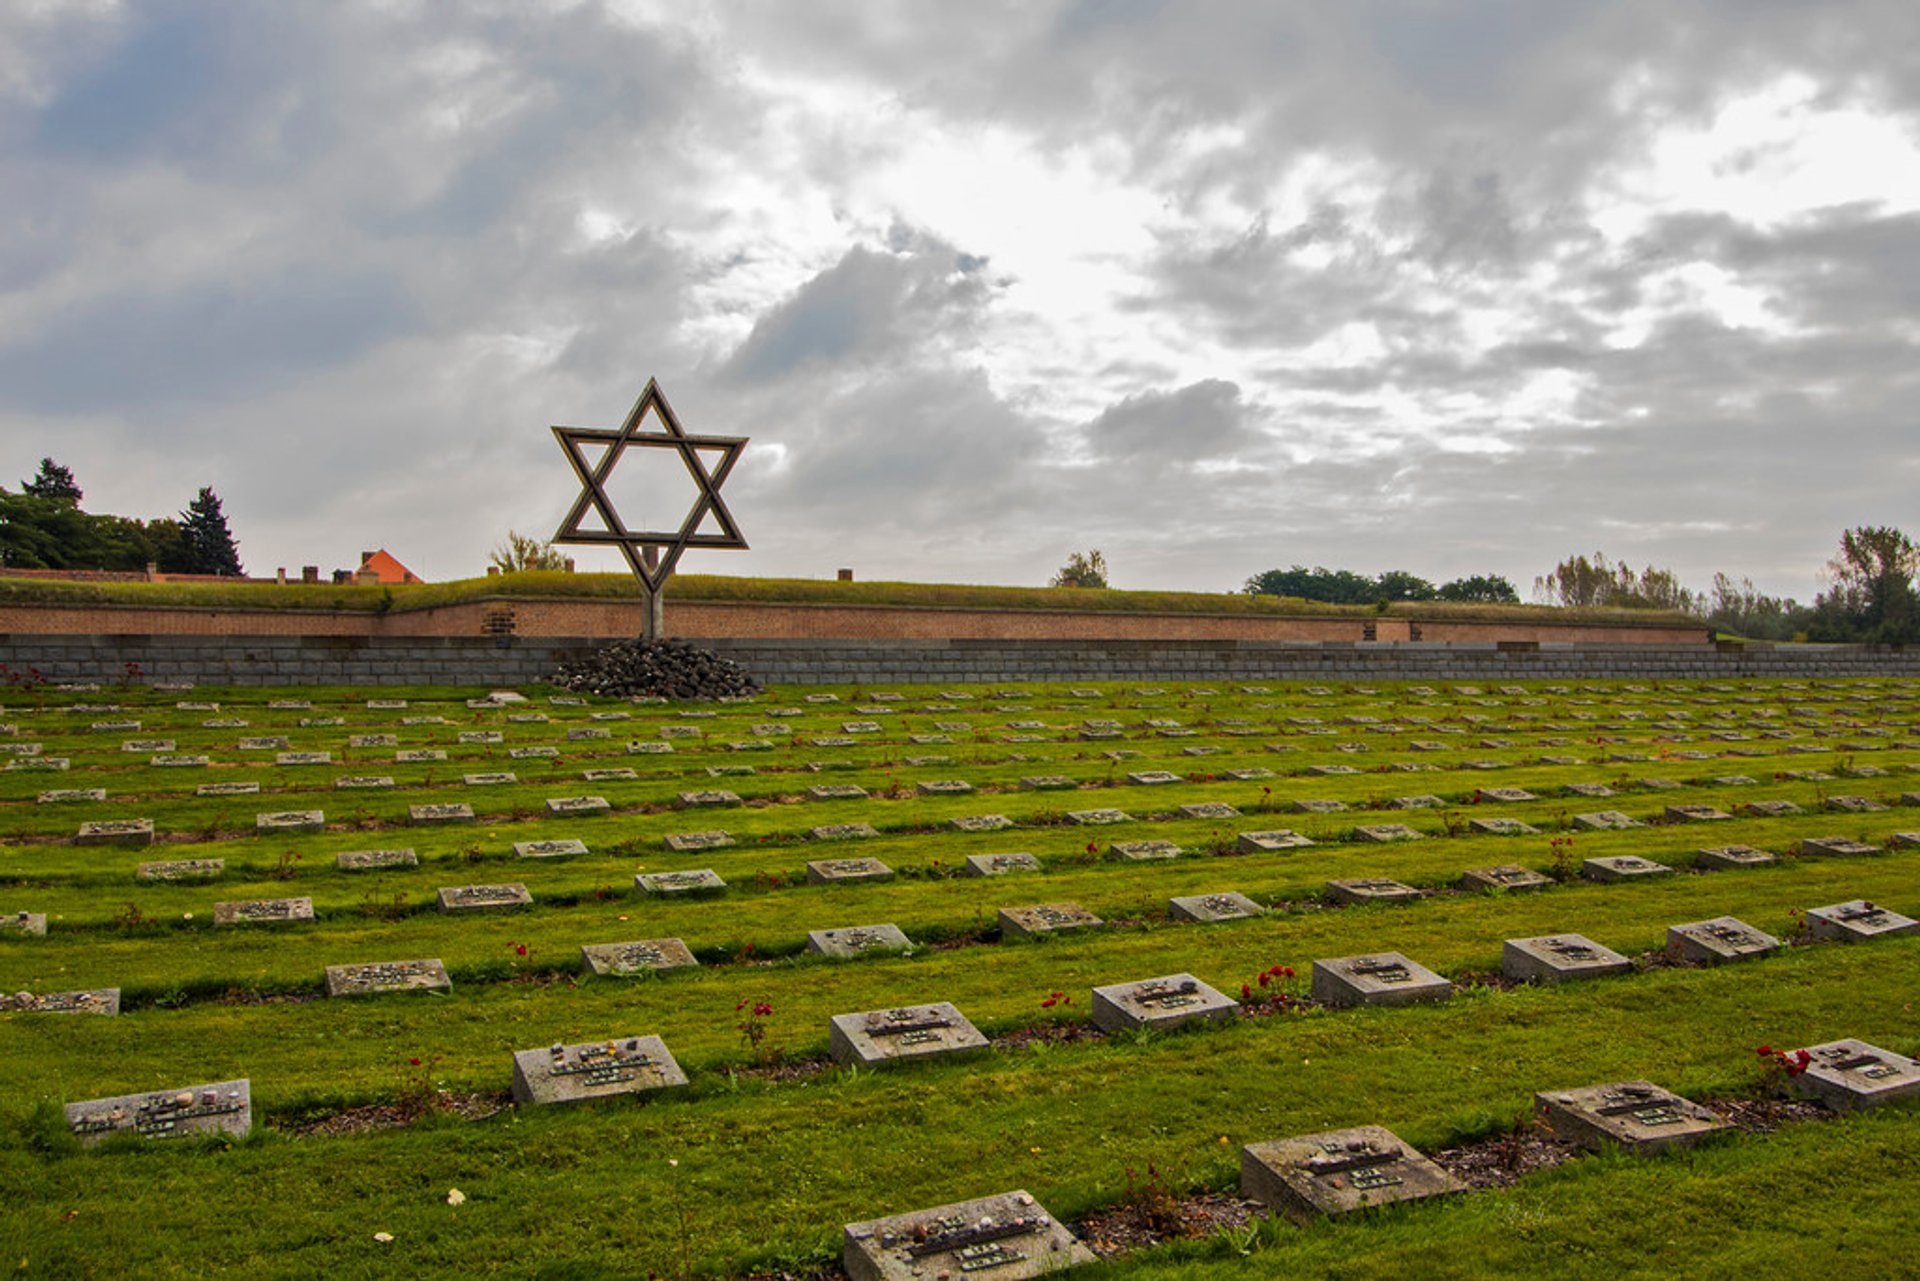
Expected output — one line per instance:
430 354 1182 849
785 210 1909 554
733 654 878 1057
1237 829 1314 853
1571 811 1643 831
409 803 474 825
1241 1125 1466 1224
255 811 324 834
1582 855 1674 882
1090 973 1236 1032
807 924 914 958
1127 771 1182 786
1667 916 1780 964
1311 953 1451 1007
66 1080 250 1145
1826 795 1889 813
950 814 1014 833
1388 795 1443 809
962 852 1042 876
584 768 637 782
1503 934 1632 984
1326 878 1421 906
396 749 447 763
828 1002 988 1067
1468 817 1539 836
1293 799 1349 814
213 898 314 926
324 958 450 997
1535 1081 1730 1155
1067 809 1133 825
4 911 48 936
1805 900 1919 941
546 796 610 816
579 938 698 976
1021 775 1077 790
275 752 332 766
197 782 260 797
1110 839 1181 861
635 870 726 896
806 858 893 884
332 775 393 790
1477 787 1537 802
437 883 532 912
510 1035 688 1106
662 830 734 852
917 779 975 796
136 859 222 882
463 772 518 786
1800 836 1880 857
842 1188 1092 1281
1665 804 1731 823
515 839 589 859
76 819 153 848
1168 892 1264 923
1353 824 1422 843
1695 845 1777 871
808 784 870 801
336 848 417 871
0 988 118 1014
1742 800 1804 817
999 902 1102 939
1179 802 1242 820
1789 1039 1920 1111
810 823 881 842
677 790 740 807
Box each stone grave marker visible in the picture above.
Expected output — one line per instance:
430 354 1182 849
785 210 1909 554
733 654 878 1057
1067 808 1133 825
584 768 638 782
1564 784 1617 801
916 779 975 796
1664 804 1731 823
6 757 68 771
1469 817 1539 836
397 749 447 763
1826 794 1889 813
76 819 153 848
509 1035 688 1107
1893 831 1920 849
566 727 612 741
1109 839 1181 862
635 870 726 896
805 858 892 885
349 734 399 748
39 789 105 804
1293 799 1349 814
1020 775 1076 792
1742 800 1803 817
1571 811 1643 831
1788 1039 1920 1111
238 736 290 751
807 924 914 959
457 731 504 745
509 746 561 760
808 784 870 801
1502 934 1631 984
1695 844 1776 871
336 848 417 871
136 859 223 882
707 765 757 776
3 911 48 936
677 789 741 808
1168 891 1263 923
1237 829 1313 852
1800 835 1880 857
1 988 119 1015
1127 770 1182 786
1535 1081 1729 1155
579 938 698 976
1582 855 1674 882
1311 953 1451 1008
628 742 674 755
1241 1126 1465 1223
333 775 393 790
437 883 532 912
275 752 332 767
409 803 475 825
1307 764 1359 777
213 897 314 926
1353 824 1422 843
1225 768 1276 781
1179 802 1242 820
546 796 610 816
66 1080 251 1145
515 839 589 859
1477 787 1536 802
662 831 734 853
998 902 1102 939
810 823 881 842
255 810 324 835
1326 878 1421 906
1667 916 1780 965
828 1002 989 1067
1090 973 1236 1033
150 754 210 768
950 814 1014 832
842 1188 1092 1281
1387 794 1443 809
961 852 1041 877
324 958 451 997
464 772 518 786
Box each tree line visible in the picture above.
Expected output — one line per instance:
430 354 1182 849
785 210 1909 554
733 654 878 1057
0 458 243 576
1242 566 1520 605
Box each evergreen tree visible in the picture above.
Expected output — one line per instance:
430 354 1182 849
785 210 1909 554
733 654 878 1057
179 487 243 576
22 458 81 503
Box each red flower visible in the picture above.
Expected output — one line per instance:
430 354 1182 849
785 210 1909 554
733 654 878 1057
1755 1045 1774 1057
1086 841 1099 855
408 1057 422 1067
735 998 747 1012
1257 972 1271 988
513 943 528 957
753 1002 773 1018
1240 983 1253 1000
1040 997 1057 1008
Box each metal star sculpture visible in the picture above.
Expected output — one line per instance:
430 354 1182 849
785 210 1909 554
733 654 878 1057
551 379 748 639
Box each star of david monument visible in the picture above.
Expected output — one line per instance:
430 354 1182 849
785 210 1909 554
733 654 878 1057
550 379 749 641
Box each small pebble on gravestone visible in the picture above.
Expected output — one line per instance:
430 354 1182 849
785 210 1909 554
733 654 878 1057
806 923 914 959
65 1080 251 1145
1240 1125 1466 1225
1534 1081 1729 1156
827 1002 989 1068
436 883 532 912
1502 934 1632 984
998 902 1103 940
961 852 1041 877
1090 973 1236 1033
1581 855 1674 882
579 938 698 976
324 959 451 997
509 1035 688 1106
635 869 727 896
805 858 892 884
1666 916 1780 965
1310 952 1451 1008
336 848 417 871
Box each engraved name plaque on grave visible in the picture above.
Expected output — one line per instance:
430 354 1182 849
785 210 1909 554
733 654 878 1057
662 830 734 852
546 796 609 816
1800 835 1880 858
515 839 589 859
677 790 740 808
950 814 1014 832
1311 952 1452 1008
336 848 418 871
1468 817 1539 836
1459 864 1553 892
1237 829 1314 852
1110 839 1182 861
76 819 153 848
579 938 698 976
437 883 532 912
1090 973 1236 1033
213 897 314 926
1695 844 1777 871
1571 811 1644 831
1240 1126 1466 1223
828 1002 988 1067
805 858 893 885
810 822 881 842
842 1189 1093 1281
1353 823 1423 843
410 802 475 825
1502 934 1632 985
1582 854 1673 882
998 902 1103 940
1168 891 1264 923
325 958 452 997
255 810 324 834
1066 808 1133 825
1535 1081 1730 1155
807 924 913 959
1788 1039 1920 1111
39 789 105 804
510 1035 688 1106
66 1080 250 1145
961 852 1041 877
136 859 223 882
1804 899 1919 942
635 869 726 896
1667 916 1780 965
1 987 119 1015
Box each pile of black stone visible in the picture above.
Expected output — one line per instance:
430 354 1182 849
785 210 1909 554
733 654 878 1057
551 638 760 701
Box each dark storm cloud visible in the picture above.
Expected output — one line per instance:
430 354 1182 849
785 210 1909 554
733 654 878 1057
1082 379 1260 461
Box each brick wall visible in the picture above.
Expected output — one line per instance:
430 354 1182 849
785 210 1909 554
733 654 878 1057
0 633 1912 687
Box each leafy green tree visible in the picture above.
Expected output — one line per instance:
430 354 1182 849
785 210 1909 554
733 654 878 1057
488 531 570 574
1373 570 1437 602
21 458 81 503
1435 574 1520 604
1050 549 1109 589
1535 552 1697 612
179 487 243 576
1244 565 1377 604
1810 526 1918 642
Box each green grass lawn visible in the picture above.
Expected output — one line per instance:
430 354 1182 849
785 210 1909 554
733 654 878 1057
1 675 1915 1276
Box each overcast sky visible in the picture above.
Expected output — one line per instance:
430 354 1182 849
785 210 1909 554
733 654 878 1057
4 0 1918 601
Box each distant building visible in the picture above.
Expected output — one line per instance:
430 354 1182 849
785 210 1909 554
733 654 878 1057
351 549 423 585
